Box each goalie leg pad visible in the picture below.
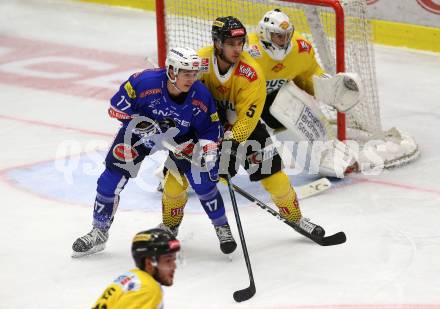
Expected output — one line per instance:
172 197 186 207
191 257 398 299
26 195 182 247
260 171 302 223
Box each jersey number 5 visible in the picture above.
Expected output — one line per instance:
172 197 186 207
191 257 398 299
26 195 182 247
246 104 257 118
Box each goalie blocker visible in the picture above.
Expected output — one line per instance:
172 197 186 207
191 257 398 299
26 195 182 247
268 74 359 178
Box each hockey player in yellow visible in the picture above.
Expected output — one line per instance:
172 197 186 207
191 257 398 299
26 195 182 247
92 228 180 309
160 16 325 239
247 8 325 129
247 9 362 177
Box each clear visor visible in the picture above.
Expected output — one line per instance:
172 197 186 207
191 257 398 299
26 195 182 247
269 29 293 49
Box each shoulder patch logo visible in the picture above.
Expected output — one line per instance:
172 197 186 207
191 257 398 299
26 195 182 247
234 61 257 82
296 39 312 54
210 112 219 122
124 81 137 99
248 45 262 58
192 99 208 112
200 57 209 72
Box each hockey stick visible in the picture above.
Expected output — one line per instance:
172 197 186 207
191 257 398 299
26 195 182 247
161 140 345 246
230 185 346 246
226 175 256 302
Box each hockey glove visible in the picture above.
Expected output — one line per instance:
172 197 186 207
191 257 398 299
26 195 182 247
219 135 241 179
200 143 220 182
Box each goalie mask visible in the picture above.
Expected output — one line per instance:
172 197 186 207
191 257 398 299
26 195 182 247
165 47 201 83
258 9 294 60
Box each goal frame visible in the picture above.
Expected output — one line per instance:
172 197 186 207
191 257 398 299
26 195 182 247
155 0 348 140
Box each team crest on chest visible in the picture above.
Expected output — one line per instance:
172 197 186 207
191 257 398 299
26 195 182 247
216 85 230 94
271 63 285 72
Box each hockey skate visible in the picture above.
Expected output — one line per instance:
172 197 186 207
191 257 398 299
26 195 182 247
214 223 237 254
157 222 179 237
72 227 109 258
297 217 325 238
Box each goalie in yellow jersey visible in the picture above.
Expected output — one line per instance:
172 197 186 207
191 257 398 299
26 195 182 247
160 16 325 240
92 228 180 309
248 9 362 178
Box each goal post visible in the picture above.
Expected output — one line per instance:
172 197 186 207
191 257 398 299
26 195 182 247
155 0 420 170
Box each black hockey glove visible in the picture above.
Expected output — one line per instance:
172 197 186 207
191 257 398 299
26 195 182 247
219 138 241 179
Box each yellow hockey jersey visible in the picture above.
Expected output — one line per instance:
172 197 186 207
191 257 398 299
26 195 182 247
198 46 267 143
247 33 325 95
92 268 164 309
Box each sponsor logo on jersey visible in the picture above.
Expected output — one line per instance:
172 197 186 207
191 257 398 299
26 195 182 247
108 107 131 120
113 143 139 162
192 99 208 112
266 79 287 94
124 81 136 99
139 88 161 98
210 112 219 122
216 85 230 94
296 39 312 54
231 28 245 37
200 57 209 72
215 99 235 111
271 63 285 72
235 62 257 82
248 45 262 58
246 144 279 165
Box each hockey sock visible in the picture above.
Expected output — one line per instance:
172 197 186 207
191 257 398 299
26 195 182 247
199 187 227 226
93 168 127 229
92 193 119 230
162 171 189 228
260 171 302 222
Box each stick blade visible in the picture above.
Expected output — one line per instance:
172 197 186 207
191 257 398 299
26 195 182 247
233 284 256 302
319 231 347 246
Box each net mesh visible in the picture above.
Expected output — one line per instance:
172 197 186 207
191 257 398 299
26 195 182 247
162 0 381 137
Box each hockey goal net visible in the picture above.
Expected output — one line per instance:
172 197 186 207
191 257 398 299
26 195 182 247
156 0 419 170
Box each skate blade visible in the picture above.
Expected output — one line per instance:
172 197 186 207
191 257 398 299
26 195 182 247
71 244 105 258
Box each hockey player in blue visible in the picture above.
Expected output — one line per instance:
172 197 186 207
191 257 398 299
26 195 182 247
72 47 237 257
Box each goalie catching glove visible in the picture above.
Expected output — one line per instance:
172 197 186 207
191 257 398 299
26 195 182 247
313 72 363 113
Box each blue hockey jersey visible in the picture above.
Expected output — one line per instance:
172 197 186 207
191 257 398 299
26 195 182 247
108 68 222 146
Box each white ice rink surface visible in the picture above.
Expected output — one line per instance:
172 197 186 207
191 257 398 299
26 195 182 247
1 1 440 308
